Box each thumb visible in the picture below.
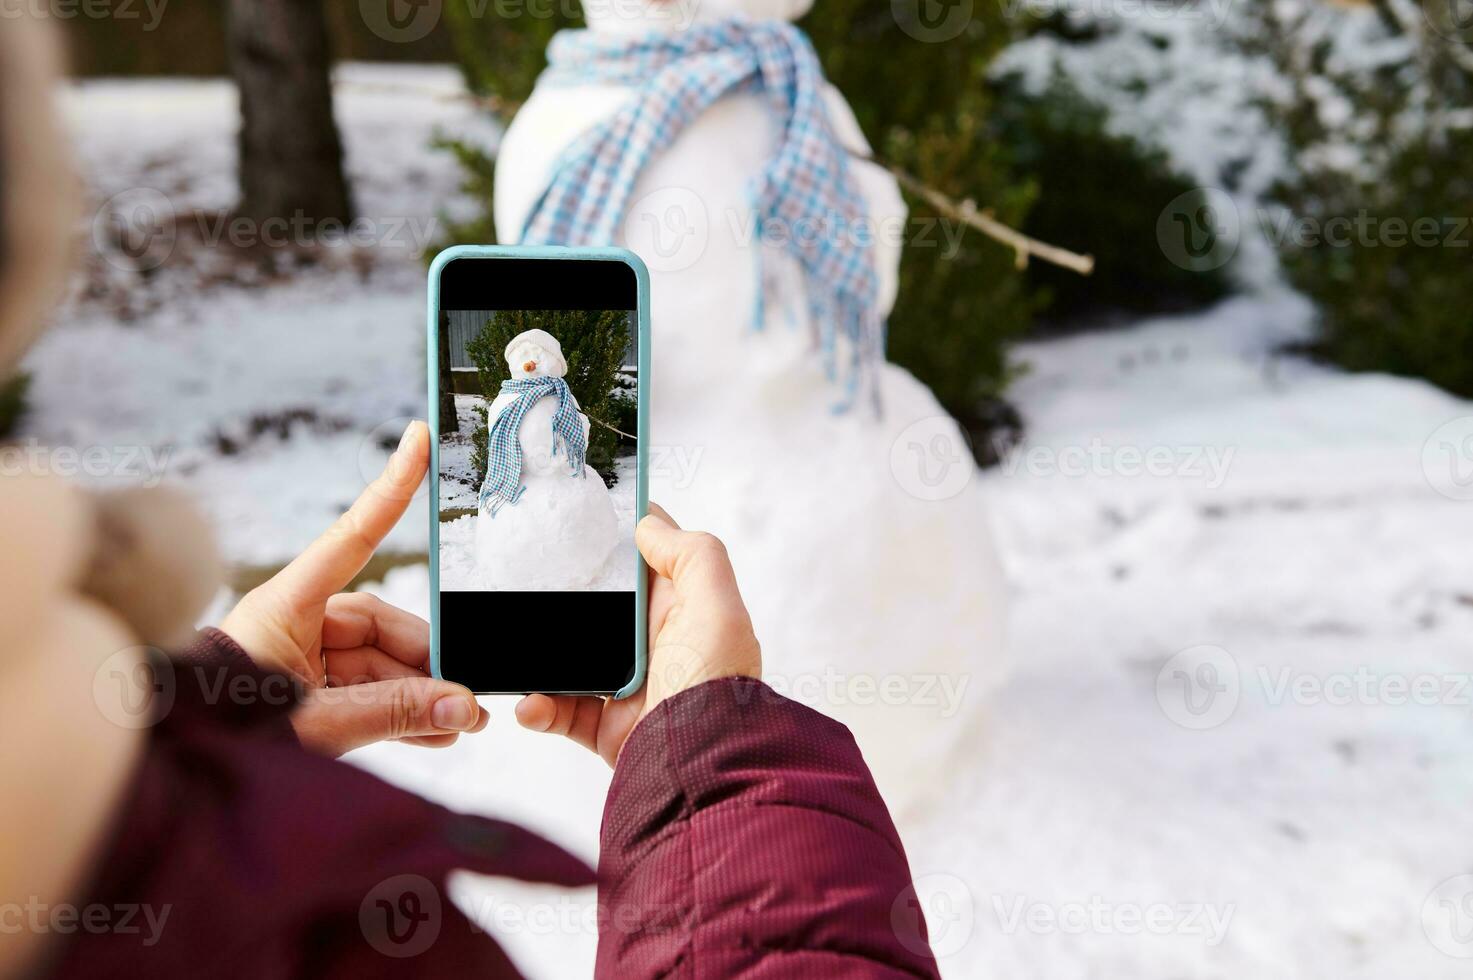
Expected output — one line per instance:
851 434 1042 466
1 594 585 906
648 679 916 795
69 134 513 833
634 510 683 580
292 677 487 757
636 511 734 590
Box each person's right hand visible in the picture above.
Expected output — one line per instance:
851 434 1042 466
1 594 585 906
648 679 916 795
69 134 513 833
514 503 761 766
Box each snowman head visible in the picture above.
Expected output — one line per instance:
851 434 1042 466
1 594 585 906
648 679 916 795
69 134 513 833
583 0 814 35
505 328 569 380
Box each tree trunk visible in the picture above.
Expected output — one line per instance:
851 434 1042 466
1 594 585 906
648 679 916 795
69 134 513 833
438 315 457 433
226 0 352 225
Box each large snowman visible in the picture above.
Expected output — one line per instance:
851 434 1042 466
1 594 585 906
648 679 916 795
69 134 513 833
495 0 1007 810
475 328 619 590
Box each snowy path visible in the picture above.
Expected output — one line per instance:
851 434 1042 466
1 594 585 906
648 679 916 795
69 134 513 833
27 67 1473 978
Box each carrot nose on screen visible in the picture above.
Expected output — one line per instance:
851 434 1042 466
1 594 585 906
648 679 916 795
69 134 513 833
523 360 537 373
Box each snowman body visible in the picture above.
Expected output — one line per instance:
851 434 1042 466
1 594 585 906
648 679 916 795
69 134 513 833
495 0 1008 806
474 333 619 590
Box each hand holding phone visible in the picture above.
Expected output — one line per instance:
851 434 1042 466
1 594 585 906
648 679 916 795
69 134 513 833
515 503 763 767
221 422 489 756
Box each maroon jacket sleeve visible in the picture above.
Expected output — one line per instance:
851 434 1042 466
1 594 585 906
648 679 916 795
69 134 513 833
596 677 939 978
48 629 594 980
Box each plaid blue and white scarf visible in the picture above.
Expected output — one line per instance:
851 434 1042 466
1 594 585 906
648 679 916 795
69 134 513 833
479 376 587 516
522 18 883 411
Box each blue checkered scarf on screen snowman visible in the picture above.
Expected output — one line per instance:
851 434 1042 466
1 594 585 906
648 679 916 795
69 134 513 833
479 376 588 516
520 17 883 412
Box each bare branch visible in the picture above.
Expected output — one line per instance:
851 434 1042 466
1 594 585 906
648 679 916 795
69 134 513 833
856 152 1095 276
587 414 635 440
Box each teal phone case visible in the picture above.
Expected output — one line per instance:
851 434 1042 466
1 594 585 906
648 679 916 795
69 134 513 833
427 245 650 699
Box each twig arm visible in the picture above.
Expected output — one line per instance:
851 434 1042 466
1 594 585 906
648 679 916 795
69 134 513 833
856 152 1095 276
587 414 636 440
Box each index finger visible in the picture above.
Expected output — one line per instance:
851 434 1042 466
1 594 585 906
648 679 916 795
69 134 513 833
270 421 430 605
322 592 430 669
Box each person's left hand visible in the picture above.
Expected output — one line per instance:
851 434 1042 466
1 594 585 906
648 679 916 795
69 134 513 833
220 421 487 756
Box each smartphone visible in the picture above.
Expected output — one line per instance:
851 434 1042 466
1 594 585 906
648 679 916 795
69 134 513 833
427 246 649 697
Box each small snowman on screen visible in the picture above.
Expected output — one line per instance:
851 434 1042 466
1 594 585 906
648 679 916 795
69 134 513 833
475 328 618 590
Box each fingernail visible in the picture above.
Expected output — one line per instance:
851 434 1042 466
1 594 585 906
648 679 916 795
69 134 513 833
397 421 419 454
432 696 477 732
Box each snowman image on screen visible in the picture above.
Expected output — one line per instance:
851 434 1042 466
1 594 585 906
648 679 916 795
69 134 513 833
474 328 619 590
495 0 1007 808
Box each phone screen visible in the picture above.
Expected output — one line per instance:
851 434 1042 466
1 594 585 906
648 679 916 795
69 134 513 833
432 254 642 694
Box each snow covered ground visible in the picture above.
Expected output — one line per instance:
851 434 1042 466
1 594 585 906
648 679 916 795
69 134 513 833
942 290 1473 979
440 393 487 511
40 64 495 565
24 62 1473 979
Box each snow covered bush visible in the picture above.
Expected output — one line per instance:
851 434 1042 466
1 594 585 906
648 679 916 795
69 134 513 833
1277 131 1473 396
433 134 499 248
1242 0 1473 396
463 308 631 486
988 72 1233 325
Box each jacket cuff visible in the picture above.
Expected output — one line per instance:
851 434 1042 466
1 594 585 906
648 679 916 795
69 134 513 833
604 675 907 865
175 626 254 669
167 627 306 740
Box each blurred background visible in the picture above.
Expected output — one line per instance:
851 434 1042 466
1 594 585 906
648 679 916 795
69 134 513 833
9 0 1473 976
